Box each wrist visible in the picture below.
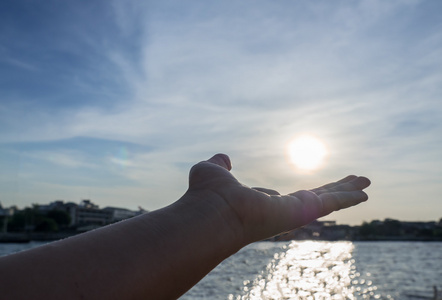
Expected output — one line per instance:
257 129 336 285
178 189 246 253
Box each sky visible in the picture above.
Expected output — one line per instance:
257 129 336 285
0 0 441 225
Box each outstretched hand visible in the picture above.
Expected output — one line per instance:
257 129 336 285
0 152 371 300
187 153 370 245
0 152 372 300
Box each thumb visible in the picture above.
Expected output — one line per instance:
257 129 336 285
207 153 232 171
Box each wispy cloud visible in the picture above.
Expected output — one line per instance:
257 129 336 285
23 150 97 169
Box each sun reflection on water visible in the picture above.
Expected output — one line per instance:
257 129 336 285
232 241 382 300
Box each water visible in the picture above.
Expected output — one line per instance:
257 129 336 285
1 241 441 299
0 241 50 257
182 241 442 300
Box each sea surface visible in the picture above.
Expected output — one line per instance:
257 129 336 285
1 241 441 299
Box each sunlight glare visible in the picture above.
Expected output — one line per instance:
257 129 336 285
241 241 370 299
287 135 327 171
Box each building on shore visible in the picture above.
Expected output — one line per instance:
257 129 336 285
0 203 15 233
102 206 140 223
37 199 147 231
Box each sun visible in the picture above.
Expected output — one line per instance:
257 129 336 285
287 135 328 171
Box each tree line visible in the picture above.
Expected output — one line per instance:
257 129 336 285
7 205 71 233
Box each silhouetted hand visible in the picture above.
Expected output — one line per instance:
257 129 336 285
0 153 371 300
186 153 370 245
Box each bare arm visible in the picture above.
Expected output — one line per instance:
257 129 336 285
0 154 370 299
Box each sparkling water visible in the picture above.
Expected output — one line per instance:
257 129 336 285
183 241 442 299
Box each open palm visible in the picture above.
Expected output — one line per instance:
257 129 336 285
188 154 370 244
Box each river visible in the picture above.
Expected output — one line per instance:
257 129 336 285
182 241 442 299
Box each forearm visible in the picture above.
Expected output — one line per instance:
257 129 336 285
0 192 243 300
138 191 244 298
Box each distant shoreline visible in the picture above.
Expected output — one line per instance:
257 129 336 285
269 237 442 243
2 231 442 244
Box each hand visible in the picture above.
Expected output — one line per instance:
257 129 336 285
0 153 371 300
186 153 371 245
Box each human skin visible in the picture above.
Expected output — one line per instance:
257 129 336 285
0 154 370 299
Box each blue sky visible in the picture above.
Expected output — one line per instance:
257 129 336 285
1 0 441 225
